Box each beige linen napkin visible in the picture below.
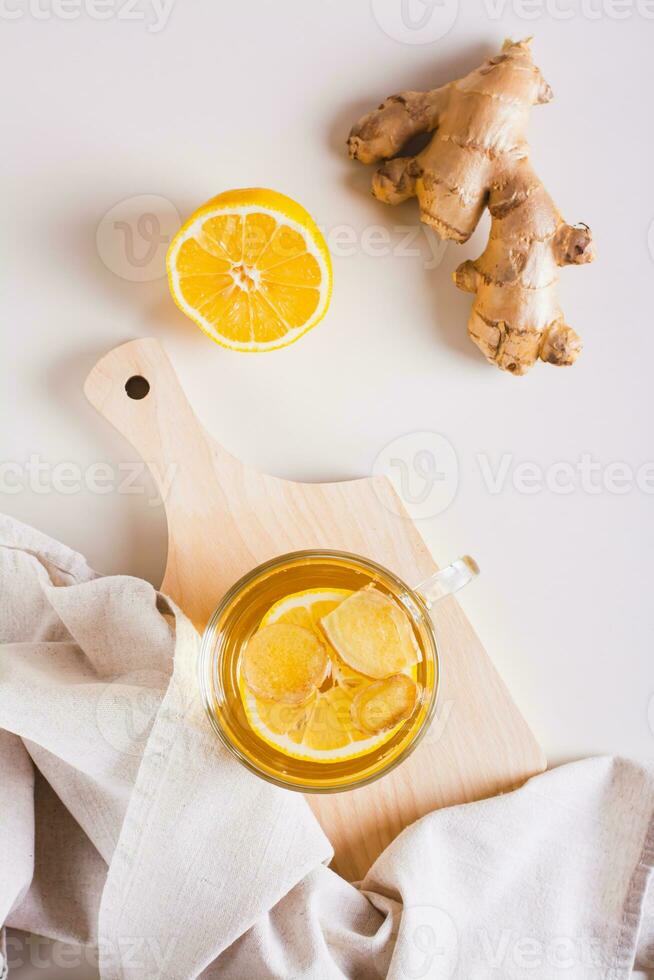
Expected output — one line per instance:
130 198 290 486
1 513 654 979
0 515 331 978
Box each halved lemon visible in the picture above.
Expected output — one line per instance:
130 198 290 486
166 188 332 352
239 588 417 762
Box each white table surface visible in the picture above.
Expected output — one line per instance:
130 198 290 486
2 0 653 790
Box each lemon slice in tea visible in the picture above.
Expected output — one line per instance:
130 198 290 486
239 588 416 763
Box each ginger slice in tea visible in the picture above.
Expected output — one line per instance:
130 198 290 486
242 623 329 704
320 587 420 679
351 674 419 735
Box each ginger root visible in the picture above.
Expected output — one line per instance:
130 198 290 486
348 38 594 375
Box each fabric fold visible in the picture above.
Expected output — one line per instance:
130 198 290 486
97 613 332 980
0 515 331 979
2 514 654 980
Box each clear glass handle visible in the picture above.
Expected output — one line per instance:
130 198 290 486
414 556 479 610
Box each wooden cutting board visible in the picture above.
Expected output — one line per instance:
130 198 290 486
85 338 546 881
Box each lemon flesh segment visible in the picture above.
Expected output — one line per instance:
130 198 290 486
351 674 419 735
321 587 421 679
299 686 368 752
241 683 398 762
261 588 352 631
255 695 316 736
167 189 332 352
241 623 329 705
331 654 371 691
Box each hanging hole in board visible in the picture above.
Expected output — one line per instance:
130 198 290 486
125 375 150 400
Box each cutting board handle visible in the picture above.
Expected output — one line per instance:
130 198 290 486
84 338 260 619
84 337 232 517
